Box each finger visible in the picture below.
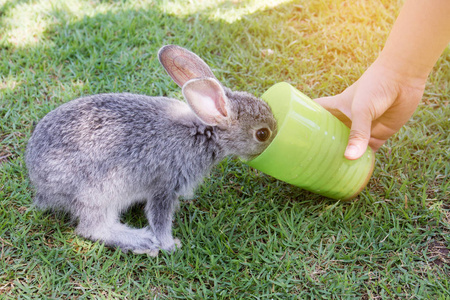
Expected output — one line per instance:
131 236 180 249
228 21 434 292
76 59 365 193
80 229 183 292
345 112 372 160
314 95 336 108
368 137 386 151
369 120 398 151
314 95 352 127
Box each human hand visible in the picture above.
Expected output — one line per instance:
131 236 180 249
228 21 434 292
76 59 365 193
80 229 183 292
314 58 427 160
313 0 450 161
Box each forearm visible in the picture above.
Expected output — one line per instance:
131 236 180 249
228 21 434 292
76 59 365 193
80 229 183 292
378 0 450 81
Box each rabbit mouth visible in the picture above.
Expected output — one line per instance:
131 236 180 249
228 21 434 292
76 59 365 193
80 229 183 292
239 151 264 162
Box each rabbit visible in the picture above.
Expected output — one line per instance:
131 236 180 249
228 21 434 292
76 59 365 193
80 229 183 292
25 45 276 256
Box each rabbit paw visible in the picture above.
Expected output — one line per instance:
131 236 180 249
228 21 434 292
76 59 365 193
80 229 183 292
127 237 161 256
133 248 160 256
132 238 181 256
159 237 182 253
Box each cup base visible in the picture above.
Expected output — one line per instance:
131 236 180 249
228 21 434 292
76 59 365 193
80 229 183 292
341 148 376 201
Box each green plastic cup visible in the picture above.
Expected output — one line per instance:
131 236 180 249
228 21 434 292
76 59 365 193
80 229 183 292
246 82 375 200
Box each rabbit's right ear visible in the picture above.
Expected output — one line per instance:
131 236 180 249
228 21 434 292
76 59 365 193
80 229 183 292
158 45 218 88
182 77 229 126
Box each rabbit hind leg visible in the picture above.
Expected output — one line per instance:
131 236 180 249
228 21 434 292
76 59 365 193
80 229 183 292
75 206 161 255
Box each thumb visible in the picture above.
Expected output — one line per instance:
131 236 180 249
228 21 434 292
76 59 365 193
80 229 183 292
345 112 371 160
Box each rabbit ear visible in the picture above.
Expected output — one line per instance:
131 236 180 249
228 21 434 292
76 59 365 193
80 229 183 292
182 78 229 126
158 45 218 87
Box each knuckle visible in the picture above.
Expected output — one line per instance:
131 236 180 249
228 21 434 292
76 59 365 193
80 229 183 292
349 130 370 142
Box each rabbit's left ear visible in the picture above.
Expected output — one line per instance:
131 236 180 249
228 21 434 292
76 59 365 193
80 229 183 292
182 78 229 126
158 45 218 88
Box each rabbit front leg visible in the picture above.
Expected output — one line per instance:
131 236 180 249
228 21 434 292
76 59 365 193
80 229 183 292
145 190 181 252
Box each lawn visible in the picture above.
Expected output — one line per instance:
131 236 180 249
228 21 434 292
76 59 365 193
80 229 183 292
1 0 449 298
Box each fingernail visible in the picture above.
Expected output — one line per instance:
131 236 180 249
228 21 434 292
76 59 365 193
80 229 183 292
345 145 359 159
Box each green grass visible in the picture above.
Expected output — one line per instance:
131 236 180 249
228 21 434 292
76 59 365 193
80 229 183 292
1 0 449 298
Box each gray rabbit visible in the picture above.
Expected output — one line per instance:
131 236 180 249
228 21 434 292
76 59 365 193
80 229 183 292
25 45 276 255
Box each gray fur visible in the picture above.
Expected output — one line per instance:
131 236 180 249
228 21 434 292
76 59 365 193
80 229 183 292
25 45 276 255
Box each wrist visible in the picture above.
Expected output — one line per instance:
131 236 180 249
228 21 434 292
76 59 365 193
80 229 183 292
374 48 431 87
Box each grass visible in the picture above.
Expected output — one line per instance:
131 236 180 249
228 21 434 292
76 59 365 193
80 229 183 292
1 0 449 298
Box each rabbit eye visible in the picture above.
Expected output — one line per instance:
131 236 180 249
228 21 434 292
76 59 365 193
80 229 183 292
255 128 271 142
